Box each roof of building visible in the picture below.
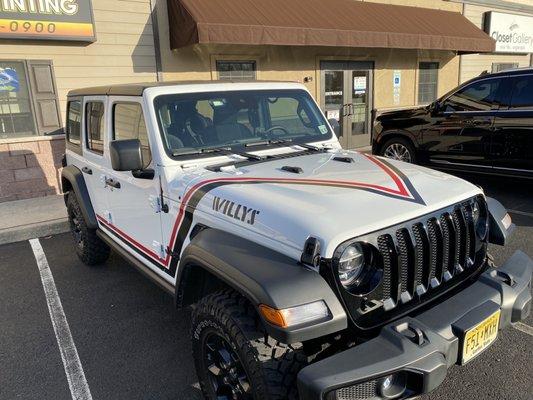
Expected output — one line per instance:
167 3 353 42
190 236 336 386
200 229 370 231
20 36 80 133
168 0 495 53
67 80 297 97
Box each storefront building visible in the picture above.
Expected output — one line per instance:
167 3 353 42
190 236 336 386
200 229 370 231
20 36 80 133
458 0 533 82
0 0 498 202
0 0 158 202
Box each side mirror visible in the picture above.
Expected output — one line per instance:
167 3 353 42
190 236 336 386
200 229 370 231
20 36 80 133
328 118 341 137
431 101 442 114
109 139 143 172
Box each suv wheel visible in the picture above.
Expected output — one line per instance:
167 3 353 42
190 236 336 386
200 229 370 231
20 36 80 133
381 138 416 163
192 290 307 400
66 193 110 265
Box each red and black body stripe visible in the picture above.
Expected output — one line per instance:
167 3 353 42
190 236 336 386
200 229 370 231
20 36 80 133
98 155 424 277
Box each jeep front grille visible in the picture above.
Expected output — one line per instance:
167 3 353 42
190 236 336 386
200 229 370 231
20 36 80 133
328 196 488 329
379 205 476 309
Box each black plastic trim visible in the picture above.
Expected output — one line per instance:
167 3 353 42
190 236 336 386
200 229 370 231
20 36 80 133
297 250 532 400
176 228 347 343
486 197 515 246
61 165 98 229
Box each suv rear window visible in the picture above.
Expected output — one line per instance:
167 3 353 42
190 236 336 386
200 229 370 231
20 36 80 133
85 102 105 154
510 75 533 110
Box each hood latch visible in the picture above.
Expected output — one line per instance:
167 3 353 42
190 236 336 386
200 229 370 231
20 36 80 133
300 237 321 268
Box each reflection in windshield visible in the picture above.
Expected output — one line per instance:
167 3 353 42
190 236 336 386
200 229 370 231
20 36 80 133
153 89 332 156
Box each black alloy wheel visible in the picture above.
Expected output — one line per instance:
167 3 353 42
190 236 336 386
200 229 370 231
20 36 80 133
69 211 84 250
201 331 252 400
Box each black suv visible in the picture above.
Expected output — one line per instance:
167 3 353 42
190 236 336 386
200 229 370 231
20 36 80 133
373 68 533 178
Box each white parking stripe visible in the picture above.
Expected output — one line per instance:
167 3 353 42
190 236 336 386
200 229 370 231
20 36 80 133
513 322 533 337
29 239 93 400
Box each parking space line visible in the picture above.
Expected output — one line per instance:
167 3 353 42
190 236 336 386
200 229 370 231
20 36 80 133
29 239 93 400
513 322 533 337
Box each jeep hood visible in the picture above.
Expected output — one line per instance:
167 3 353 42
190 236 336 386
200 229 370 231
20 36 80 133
167 150 481 259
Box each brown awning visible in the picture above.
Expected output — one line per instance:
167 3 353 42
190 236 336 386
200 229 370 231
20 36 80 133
168 0 495 53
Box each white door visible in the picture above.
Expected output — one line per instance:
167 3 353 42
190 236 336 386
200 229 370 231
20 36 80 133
81 96 110 219
101 98 167 279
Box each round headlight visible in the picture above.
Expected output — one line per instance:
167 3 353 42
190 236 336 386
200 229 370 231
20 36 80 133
338 243 365 287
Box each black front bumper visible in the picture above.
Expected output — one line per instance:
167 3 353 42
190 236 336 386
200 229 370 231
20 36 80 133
297 251 532 400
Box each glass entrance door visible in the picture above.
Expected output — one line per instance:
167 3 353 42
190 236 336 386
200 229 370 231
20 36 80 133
321 61 373 149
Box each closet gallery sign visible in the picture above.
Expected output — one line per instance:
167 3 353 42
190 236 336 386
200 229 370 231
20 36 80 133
0 0 95 42
484 11 533 54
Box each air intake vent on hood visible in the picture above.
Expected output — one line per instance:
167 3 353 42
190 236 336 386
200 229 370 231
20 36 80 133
333 156 355 163
281 165 303 174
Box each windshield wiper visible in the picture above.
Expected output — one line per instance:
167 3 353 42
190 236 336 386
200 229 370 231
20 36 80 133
173 147 263 161
245 138 293 148
245 139 326 152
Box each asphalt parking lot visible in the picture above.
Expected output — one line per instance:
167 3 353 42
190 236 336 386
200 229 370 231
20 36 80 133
0 173 532 400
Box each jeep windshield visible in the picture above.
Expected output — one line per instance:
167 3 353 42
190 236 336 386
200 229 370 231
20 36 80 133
153 89 333 158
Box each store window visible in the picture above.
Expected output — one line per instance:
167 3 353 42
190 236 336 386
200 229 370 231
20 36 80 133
66 101 81 145
217 61 256 80
0 61 37 139
492 63 518 73
509 75 533 110
85 102 105 154
113 102 151 168
418 62 439 104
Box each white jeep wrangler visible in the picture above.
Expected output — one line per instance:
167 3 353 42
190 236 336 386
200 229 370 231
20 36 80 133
61 81 532 400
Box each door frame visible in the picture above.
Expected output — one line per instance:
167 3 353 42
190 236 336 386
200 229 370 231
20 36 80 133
319 60 374 148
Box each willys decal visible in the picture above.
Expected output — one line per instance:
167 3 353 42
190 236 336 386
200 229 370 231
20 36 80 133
212 196 260 225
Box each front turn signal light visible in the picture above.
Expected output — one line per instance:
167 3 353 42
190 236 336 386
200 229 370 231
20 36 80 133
259 301 329 328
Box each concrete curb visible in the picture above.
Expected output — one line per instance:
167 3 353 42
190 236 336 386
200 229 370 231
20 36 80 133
0 219 70 246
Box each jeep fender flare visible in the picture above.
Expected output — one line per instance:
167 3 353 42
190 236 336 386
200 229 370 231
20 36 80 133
177 228 348 343
61 165 98 229
486 197 515 246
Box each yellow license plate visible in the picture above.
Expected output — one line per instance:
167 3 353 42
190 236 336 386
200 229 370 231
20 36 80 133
462 310 501 364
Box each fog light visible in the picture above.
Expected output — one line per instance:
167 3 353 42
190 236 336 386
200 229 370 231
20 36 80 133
379 372 406 399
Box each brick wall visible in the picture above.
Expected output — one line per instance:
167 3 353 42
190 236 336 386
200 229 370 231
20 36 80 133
0 136 65 203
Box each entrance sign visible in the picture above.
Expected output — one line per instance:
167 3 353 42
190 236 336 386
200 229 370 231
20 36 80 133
0 0 95 42
484 12 533 54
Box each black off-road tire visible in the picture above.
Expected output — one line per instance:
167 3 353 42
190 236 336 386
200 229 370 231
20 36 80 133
66 192 110 265
380 137 417 164
192 289 308 400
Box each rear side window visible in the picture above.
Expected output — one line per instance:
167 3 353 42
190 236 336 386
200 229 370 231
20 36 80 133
113 102 151 168
509 76 533 110
85 102 105 154
444 78 502 112
66 101 81 145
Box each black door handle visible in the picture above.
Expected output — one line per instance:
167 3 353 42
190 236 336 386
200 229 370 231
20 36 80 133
105 178 121 189
81 166 92 175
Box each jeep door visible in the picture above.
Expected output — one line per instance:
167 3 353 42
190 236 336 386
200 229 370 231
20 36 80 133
102 98 167 278
424 77 508 170
80 96 111 219
491 73 533 176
